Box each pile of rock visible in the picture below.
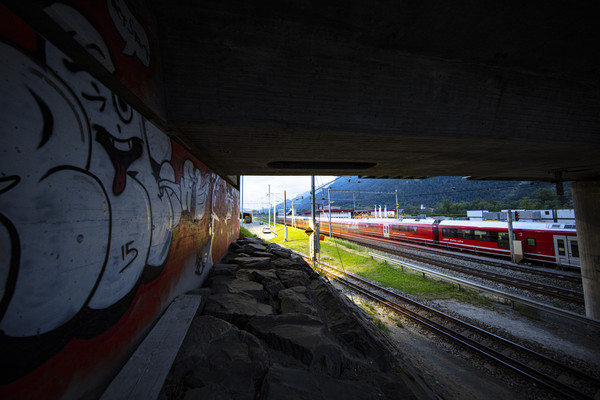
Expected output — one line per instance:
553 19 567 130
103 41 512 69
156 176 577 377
159 237 433 400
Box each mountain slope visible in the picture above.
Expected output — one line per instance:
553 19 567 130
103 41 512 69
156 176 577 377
283 176 571 213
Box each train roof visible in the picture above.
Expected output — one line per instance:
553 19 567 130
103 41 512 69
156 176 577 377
439 219 576 231
302 216 576 231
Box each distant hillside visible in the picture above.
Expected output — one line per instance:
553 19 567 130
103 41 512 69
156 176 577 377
278 176 572 216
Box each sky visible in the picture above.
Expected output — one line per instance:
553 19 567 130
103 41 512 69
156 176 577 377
241 175 337 211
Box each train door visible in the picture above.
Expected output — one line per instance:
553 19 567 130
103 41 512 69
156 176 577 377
433 220 440 243
553 235 580 267
383 224 390 238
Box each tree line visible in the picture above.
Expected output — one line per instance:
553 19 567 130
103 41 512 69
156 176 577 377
401 188 572 218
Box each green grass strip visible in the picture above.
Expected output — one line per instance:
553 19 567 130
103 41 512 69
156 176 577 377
240 226 257 238
269 222 492 306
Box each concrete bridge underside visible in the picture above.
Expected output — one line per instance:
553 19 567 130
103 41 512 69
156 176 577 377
149 0 600 183
5 0 600 316
151 0 600 318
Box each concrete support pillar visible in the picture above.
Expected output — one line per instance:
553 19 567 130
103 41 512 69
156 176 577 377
572 181 600 320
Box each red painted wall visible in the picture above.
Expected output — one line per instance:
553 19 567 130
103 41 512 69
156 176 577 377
0 3 239 399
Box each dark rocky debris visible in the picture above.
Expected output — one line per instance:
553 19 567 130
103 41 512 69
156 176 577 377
159 237 435 400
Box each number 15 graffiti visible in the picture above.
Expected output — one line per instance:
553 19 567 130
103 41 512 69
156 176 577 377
120 240 138 273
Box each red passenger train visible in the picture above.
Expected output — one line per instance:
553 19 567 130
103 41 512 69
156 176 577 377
278 216 580 268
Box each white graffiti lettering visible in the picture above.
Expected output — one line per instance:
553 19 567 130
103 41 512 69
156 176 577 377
107 0 151 67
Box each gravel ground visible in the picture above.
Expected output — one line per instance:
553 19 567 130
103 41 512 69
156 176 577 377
336 282 600 400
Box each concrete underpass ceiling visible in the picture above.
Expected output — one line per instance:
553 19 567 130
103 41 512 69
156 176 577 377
151 1 600 182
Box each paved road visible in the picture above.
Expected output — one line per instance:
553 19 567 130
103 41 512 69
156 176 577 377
243 220 277 241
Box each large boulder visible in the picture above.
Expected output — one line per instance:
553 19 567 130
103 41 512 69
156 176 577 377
246 313 369 377
233 256 273 270
278 286 318 316
204 292 273 328
209 263 239 277
276 268 310 288
161 315 269 400
309 277 395 372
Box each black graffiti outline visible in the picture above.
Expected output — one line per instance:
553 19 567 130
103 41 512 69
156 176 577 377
0 176 20 195
112 92 133 123
81 81 107 111
24 57 94 172
27 87 54 149
46 54 94 171
0 213 21 326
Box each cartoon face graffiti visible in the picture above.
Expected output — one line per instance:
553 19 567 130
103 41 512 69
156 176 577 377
0 4 219 339
0 4 237 397
42 32 154 310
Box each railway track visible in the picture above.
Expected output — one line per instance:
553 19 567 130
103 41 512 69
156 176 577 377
316 260 600 400
320 230 584 304
375 236 583 283
378 246 584 304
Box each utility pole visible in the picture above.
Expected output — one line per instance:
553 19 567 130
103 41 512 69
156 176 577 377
268 184 271 228
395 189 399 219
291 199 295 228
310 176 317 264
240 176 243 221
284 190 288 241
328 187 332 238
507 209 516 263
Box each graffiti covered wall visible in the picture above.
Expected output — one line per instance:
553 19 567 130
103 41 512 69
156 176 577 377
0 2 239 399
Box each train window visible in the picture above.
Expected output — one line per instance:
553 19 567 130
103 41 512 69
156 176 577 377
485 231 499 242
526 238 536 246
473 230 487 240
570 241 579 258
498 232 510 249
392 225 418 233
443 228 500 242
442 228 469 240
442 228 455 238
556 239 565 256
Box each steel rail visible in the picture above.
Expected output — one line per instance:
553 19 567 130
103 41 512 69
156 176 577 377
368 252 600 329
373 245 583 304
316 261 599 400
